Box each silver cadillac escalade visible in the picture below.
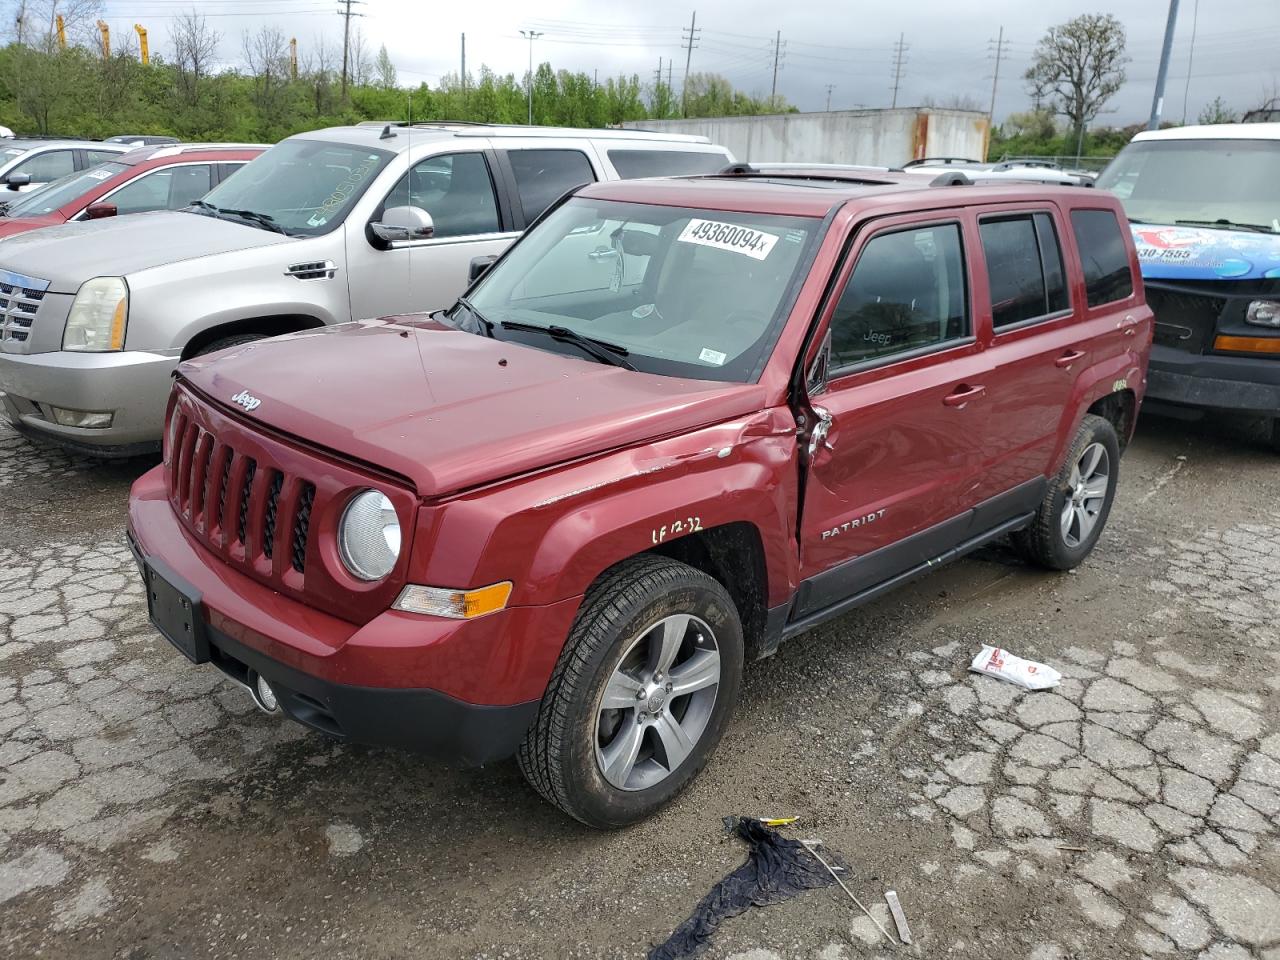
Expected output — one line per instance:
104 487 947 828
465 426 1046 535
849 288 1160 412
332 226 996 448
0 123 731 455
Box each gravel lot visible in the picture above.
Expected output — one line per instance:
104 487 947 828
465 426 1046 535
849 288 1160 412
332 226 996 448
2 411 1279 959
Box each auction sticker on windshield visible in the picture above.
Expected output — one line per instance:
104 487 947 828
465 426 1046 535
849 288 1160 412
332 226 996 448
678 219 778 260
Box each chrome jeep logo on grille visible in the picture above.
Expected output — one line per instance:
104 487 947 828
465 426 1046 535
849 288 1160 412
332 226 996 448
230 390 262 412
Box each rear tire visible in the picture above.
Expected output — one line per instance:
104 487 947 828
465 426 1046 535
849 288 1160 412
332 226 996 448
517 555 743 829
1270 418 1280 455
1013 414 1120 571
193 334 264 358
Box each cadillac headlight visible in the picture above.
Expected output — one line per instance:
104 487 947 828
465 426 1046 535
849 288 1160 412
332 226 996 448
338 490 401 581
63 276 128 351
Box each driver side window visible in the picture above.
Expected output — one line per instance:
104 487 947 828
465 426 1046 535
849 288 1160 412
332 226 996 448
828 223 969 370
382 152 499 239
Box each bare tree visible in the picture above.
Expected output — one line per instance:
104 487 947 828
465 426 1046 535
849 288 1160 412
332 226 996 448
348 25 370 87
11 0 103 52
300 35 339 116
1025 13 1128 145
242 25 291 121
1197 96 1239 126
170 11 221 107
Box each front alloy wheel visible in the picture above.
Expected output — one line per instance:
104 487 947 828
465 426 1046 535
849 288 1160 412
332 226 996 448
518 555 743 828
596 614 721 791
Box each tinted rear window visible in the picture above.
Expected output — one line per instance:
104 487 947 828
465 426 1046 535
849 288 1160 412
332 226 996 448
506 149 596 222
608 149 730 179
1070 209 1134 307
980 212 1069 329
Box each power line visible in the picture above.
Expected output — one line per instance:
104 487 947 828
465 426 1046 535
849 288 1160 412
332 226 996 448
890 32 908 108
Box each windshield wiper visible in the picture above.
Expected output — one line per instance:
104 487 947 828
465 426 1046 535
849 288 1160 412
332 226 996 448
500 320 635 370
1175 218 1276 235
219 207 288 235
451 296 495 337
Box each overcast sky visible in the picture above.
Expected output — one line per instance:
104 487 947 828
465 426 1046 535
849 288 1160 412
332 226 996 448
102 0 1279 126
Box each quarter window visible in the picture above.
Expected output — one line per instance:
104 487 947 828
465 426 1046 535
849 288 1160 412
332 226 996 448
383 152 500 239
980 213 1069 330
829 223 969 369
607 149 731 179
84 149 123 164
1071 209 1134 306
506 149 596 222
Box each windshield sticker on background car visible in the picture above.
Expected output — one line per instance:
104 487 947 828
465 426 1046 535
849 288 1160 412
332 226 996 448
306 154 383 228
86 169 113 180
698 347 727 366
678 219 779 260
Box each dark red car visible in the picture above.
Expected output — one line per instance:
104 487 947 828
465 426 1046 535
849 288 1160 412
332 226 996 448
0 143 265 237
128 167 1152 827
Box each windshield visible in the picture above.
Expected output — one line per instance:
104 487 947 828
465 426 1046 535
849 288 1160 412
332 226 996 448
196 139 392 236
1097 139 1280 233
464 197 820 383
4 162 127 217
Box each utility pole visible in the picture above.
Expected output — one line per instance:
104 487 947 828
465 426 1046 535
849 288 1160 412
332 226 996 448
655 56 663 89
1148 0 1180 129
289 37 298 80
667 60 673 90
14 1 24 46
680 11 699 118
519 29 543 125
987 26 1009 123
890 33 908 109
770 31 785 107
824 84 835 111
1181 0 1199 124
461 33 466 106
337 0 365 99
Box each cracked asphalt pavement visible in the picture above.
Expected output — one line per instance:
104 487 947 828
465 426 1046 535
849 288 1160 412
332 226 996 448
2 411 1280 959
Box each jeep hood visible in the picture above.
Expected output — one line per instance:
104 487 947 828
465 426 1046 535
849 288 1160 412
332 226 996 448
179 318 768 497
0 211 293 292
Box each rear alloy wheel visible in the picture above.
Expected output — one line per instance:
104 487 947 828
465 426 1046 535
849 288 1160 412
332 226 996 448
518 555 743 828
1013 413 1120 570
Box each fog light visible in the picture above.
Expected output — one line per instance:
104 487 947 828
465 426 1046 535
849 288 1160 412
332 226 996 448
50 406 113 428
393 581 513 619
1246 300 1280 328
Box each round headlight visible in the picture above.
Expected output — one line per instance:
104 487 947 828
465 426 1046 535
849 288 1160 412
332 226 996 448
338 490 400 581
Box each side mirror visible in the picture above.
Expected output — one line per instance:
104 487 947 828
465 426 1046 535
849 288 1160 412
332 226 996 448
371 205 434 244
86 202 118 220
5 173 30 190
469 255 498 282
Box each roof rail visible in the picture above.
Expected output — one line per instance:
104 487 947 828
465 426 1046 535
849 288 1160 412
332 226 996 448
718 162 760 175
903 156 982 168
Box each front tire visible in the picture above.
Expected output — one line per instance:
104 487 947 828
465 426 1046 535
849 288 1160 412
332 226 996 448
1013 414 1120 571
517 555 743 829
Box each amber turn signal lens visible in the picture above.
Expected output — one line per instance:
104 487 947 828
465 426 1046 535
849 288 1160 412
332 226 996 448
1213 335 1280 356
392 581 513 619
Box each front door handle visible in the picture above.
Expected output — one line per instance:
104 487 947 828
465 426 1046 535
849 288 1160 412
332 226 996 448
942 384 985 408
1054 349 1086 369
1120 314 1140 337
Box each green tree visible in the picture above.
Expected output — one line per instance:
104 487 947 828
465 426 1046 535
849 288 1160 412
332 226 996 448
1026 13 1128 147
1197 96 1238 125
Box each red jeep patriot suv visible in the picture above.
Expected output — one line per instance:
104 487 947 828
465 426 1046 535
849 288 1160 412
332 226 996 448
127 167 1151 827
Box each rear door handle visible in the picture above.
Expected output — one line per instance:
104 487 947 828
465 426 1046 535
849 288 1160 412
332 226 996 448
1054 349 1086 369
942 384 985 407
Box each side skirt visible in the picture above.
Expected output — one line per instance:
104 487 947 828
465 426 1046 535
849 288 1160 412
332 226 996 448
764 476 1045 648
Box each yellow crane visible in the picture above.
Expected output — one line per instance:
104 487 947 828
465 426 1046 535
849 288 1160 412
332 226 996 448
96 19 110 60
55 14 66 50
134 24 149 65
